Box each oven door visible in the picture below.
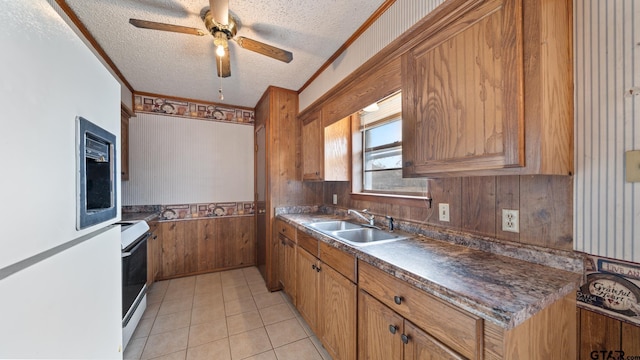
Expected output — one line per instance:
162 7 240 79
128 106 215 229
122 232 149 325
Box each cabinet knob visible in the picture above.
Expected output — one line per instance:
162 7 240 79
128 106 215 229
311 264 316 270
394 295 403 305
401 334 410 344
388 325 398 334
316 265 321 272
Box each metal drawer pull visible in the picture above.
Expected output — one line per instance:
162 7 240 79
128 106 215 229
401 334 410 344
394 295 403 305
389 325 398 334
312 264 316 270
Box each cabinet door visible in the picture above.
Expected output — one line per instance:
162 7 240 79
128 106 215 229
320 264 356 360
146 221 160 285
402 0 524 176
404 321 465 360
277 235 285 288
296 248 319 333
283 238 297 305
323 116 351 181
302 109 324 181
358 290 403 360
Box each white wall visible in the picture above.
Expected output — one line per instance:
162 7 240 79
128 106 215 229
298 0 445 111
122 112 254 205
574 0 640 262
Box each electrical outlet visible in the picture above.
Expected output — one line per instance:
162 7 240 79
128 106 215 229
438 203 450 222
502 209 519 233
332 194 338 205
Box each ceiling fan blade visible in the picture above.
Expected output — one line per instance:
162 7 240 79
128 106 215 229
215 49 231 78
209 0 229 26
129 19 207 36
235 36 293 63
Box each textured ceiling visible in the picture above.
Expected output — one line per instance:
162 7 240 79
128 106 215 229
64 0 386 108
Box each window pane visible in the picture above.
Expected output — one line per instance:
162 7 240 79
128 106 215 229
363 169 428 193
364 120 401 148
364 145 402 170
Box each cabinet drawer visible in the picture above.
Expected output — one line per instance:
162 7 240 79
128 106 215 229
297 231 319 257
319 241 356 283
276 219 296 241
358 261 482 359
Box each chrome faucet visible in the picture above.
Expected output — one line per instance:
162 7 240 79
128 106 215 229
348 209 375 227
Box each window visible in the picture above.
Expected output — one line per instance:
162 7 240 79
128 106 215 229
354 92 427 197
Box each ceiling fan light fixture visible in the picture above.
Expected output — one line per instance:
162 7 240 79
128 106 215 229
213 31 228 57
216 44 225 57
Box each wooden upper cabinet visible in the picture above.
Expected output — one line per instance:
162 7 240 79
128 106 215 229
302 109 324 181
402 0 573 177
301 109 351 182
403 0 523 176
120 106 131 181
324 116 351 181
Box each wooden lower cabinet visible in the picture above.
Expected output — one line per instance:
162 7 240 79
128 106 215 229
296 248 319 333
358 290 463 360
404 321 465 360
319 264 357 360
156 216 255 280
296 245 357 360
359 260 577 359
146 220 161 285
358 289 404 360
277 233 297 304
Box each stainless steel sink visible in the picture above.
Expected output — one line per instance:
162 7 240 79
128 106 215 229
306 220 362 232
305 220 408 246
330 228 408 246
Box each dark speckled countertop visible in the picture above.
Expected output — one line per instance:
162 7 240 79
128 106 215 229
277 211 583 330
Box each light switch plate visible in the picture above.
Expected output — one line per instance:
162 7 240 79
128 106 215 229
438 203 450 222
626 150 640 182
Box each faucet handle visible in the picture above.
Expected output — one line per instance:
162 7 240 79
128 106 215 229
385 216 395 231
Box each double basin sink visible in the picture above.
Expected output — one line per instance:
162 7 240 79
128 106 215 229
305 220 409 247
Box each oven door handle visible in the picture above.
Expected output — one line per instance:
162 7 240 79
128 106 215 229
122 232 150 258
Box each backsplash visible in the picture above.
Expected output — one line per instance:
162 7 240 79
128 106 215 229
134 93 254 125
324 175 573 251
159 202 255 220
122 202 255 220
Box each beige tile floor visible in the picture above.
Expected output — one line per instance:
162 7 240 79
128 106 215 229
124 267 332 360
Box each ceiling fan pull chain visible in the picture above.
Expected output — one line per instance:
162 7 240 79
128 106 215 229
218 56 224 101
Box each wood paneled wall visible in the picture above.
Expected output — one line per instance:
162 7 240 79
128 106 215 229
324 175 573 250
155 216 255 280
579 308 640 359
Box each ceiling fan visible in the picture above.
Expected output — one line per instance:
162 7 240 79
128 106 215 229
129 0 293 78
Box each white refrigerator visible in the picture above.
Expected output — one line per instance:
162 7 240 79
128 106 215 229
0 0 123 358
